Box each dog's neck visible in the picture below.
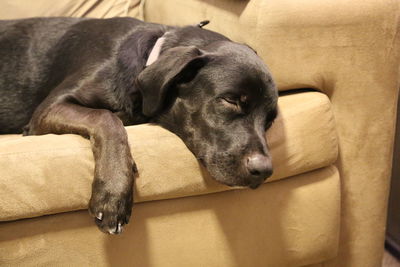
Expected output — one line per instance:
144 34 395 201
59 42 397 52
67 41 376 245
145 32 168 66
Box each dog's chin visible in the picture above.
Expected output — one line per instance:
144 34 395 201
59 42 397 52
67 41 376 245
214 179 263 190
197 157 264 189
210 170 269 190
211 174 257 189
248 183 262 190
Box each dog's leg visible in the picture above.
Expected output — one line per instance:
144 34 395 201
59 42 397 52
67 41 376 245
27 101 135 234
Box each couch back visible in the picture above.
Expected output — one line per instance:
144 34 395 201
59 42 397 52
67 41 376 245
0 0 141 19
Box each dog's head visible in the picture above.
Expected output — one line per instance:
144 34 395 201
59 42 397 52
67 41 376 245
137 41 278 189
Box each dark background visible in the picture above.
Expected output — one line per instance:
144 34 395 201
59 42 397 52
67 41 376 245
386 94 400 260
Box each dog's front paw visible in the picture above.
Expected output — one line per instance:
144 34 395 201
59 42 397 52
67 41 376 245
88 186 133 234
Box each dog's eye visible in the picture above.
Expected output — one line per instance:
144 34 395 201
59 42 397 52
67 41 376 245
220 95 249 114
220 97 242 112
221 95 248 106
222 97 237 106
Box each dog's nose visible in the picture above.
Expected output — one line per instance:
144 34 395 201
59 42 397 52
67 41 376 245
246 153 273 181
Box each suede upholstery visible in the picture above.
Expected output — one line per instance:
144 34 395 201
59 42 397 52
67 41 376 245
0 92 337 222
0 0 140 19
0 0 399 266
0 167 340 267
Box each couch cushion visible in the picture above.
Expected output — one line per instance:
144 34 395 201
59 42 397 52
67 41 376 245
0 166 340 267
0 91 338 221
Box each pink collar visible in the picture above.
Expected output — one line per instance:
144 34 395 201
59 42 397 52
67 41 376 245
145 34 167 66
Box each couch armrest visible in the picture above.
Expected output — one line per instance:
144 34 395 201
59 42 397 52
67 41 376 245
143 0 400 266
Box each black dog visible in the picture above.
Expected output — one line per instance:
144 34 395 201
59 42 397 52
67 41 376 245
0 17 278 234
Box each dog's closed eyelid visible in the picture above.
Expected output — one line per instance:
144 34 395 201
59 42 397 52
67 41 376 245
218 97 241 109
218 93 247 104
221 97 237 105
218 97 243 113
219 97 246 116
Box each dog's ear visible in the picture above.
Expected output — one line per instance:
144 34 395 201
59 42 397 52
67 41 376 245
137 46 209 117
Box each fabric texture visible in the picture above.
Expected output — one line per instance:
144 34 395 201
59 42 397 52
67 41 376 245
0 92 338 222
143 0 400 266
0 0 140 19
0 0 399 266
0 166 340 267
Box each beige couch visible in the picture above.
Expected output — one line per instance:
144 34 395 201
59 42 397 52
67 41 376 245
0 0 399 266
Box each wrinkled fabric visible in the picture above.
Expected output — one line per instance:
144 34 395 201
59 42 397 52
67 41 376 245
0 0 399 266
0 166 340 267
0 0 139 19
144 0 400 266
0 92 337 222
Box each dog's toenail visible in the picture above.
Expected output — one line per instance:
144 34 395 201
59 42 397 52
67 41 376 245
96 212 103 220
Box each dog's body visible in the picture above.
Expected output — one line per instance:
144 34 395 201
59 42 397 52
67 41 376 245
0 17 278 234
1 17 165 132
